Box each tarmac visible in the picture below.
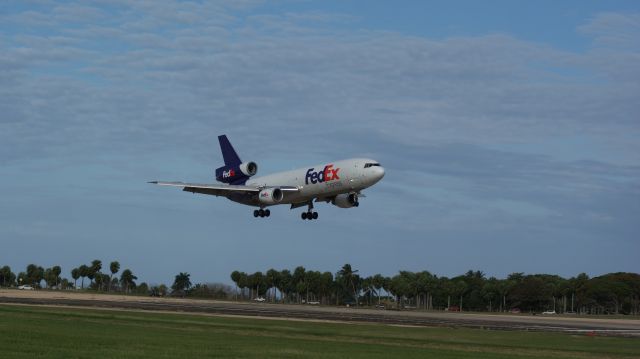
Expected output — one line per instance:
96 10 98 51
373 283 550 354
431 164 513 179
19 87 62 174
1 289 639 337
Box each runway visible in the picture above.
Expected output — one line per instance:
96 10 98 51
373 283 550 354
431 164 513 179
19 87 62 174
2 289 639 337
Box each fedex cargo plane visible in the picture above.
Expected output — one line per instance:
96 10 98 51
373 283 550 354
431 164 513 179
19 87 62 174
150 135 384 220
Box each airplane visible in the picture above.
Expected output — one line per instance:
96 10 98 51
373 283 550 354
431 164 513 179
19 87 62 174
149 135 385 220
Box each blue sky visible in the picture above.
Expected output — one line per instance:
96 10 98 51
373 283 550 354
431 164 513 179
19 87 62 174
1 1 638 285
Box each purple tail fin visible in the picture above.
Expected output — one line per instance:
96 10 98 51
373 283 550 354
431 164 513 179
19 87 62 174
218 135 242 166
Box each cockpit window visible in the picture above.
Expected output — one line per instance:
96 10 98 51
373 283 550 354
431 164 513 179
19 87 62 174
364 163 381 168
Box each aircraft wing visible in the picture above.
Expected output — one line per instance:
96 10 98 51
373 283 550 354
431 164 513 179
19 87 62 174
148 181 298 197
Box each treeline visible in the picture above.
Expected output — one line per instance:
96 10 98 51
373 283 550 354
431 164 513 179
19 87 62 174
0 260 148 295
230 265 640 315
3 261 639 315
0 261 231 300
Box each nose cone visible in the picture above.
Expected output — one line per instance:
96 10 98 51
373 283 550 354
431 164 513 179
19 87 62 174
373 166 385 182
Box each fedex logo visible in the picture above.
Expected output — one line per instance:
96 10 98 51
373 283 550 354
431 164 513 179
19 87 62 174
305 164 340 185
222 169 235 178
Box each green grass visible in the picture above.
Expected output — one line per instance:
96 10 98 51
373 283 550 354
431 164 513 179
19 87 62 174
0 305 638 358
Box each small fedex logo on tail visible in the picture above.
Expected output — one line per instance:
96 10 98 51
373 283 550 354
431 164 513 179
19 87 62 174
223 169 235 178
305 164 340 185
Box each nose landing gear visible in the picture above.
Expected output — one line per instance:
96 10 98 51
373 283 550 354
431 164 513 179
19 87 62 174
253 208 270 218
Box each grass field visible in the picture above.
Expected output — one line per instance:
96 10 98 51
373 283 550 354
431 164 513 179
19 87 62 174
0 305 638 358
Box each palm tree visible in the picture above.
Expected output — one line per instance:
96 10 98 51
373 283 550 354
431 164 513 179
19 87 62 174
454 280 468 311
26 264 44 287
252 272 264 299
119 269 137 294
319 272 334 304
389 274 409 309
338 264 359 307
52 266 62 288
266 269 279 302
109 261 120 292
238 272 249 300
78 265 90 289
372 274 385 304
361 276 375 306
278 270 292 303
230 271 241 300
71 268 80 289
292 266 306 303
172 272 192 294
90 260 102 289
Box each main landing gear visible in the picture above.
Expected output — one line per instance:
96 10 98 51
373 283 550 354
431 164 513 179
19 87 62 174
301 202 318 220
253 209 270 218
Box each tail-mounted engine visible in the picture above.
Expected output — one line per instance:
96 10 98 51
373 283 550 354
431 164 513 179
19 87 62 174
258 188 283 205
332 193 359 208
215 161 258 185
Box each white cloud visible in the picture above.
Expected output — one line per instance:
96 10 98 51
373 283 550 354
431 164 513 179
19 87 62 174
1 2 638 279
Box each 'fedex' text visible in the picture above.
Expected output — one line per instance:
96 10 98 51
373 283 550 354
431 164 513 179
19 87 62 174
305 164 340 185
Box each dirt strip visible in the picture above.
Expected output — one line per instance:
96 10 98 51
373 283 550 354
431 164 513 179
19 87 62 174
1 289 639 337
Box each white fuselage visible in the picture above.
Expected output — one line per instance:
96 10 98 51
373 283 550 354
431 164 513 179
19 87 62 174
244 158 384 206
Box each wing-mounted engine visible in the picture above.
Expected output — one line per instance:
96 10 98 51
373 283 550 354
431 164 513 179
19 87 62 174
258 188 283 204
215 161 258 185
332 193 359 208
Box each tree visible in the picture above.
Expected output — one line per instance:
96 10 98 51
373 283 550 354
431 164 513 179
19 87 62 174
71 268 80 289
372 274 385 304
278 270 293 303
26 264 44 287
230 271 241 300
292 266 306 303
319 271 334 304
482 277 500 312
510 275 552 312
52 265 62 288
109 261 120 292
266 269 280 302
120 269 137 294
238 272 249 300
452 279 468 311
388 274 409 309
136 282 149 295
44 268 54 288
305 270 321 303
251 271 265 298
95 273 110 292
44 266 63 289
78 264 90 289
172 272 192 294
0 266 16 287
338 264 359 306
89 260 102 289
151 284 168 297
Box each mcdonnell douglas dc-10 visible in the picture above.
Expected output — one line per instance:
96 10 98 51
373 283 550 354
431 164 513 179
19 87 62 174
149 135 385 220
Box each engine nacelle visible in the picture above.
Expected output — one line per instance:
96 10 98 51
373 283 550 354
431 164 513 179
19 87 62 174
239 161 258 177
332 193 359 208
258 188 284 205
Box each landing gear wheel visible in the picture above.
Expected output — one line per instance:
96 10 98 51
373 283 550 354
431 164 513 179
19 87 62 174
264 209 270 217
306 211 313 220
253 210 259 217
312 212 318 219
258 209 265 217
301 212 307 220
